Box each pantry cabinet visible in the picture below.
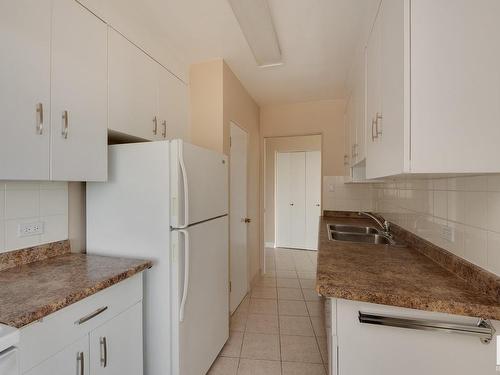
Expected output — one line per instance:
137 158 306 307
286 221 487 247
364 0 500 179
0 0 107 181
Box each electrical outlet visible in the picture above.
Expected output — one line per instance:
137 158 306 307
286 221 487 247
441 225 454 242
18 221 44 237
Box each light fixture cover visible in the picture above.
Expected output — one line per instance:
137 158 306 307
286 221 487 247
228 0 283 67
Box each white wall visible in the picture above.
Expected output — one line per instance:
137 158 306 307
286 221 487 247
374 175 500 277
0 181 68 253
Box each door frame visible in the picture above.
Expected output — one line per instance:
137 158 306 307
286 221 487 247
229 121 249 314
262 134 323 274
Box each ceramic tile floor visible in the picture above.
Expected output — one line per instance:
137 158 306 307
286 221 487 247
208 247 327 375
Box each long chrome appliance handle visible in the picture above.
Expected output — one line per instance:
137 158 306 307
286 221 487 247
179 229 190 322
178 142 189 229
359 311 496 344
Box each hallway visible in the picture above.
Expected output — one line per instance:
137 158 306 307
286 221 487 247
208 248 327 375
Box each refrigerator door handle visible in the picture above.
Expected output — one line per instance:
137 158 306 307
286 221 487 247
178 229 190 322
178 142 190 229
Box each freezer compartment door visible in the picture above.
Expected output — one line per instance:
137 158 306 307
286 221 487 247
171 216 229 375
170 140 228 227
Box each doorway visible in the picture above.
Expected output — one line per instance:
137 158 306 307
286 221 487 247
229 121 249 313
263 135 322 255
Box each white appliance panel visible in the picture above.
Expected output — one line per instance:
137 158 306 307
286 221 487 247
170 140 228 227
171 216 229 375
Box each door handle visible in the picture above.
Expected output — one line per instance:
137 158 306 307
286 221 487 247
153 116 158 135
36 103 44 134
315 204 320 207
62 110 69 139
290 203 294 206
100 337 107 367
178 229 190 322
162 120 167 138
243 218 251 223
77 352 84 375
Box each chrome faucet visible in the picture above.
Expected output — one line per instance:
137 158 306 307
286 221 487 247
358 212 391 236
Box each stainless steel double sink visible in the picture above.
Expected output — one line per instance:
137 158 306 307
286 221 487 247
327 224 402 246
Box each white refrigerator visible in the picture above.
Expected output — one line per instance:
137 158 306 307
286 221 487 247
86 140 229 375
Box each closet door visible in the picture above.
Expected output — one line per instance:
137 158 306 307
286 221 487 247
288 152 306 249
0 0 51 180
276 152 292 248
305 151 321 250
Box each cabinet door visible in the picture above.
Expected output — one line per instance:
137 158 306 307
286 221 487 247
25 336 89 375
343 105 351 177
411 0 500 173
347 94 357 166
276 152 292 247
0 0 51 180
89 302 143 375
305 151 321 250
50 0 107 181
364 3 383 178
353 54 366 163
108 28 158 141
289 152 306 249
158 67 189 141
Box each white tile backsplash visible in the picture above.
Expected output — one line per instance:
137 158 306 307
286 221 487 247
0 181 68 253
323 176 375 213
374 175 500 276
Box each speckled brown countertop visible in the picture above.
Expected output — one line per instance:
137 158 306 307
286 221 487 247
0 252 151 328
316 215 500 320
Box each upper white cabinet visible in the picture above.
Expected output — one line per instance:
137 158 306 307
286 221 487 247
0 0 52 180
51 0 107 181
108 28 159 141
158 66 189 141
364 0 500 178
109 28 189 142
0 0 107 181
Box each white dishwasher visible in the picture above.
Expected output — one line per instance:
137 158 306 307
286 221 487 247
327 298 499 375
0 324 20 375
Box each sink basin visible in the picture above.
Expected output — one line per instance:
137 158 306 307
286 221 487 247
0 324 19 352
329 231 393 244
328 224 380 234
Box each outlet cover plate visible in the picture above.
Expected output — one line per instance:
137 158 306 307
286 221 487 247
18 221 44 237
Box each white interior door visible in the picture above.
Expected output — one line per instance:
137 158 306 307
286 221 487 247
276 152 291 248
229 123 249 313
305 151 321 250
276 151 320 250
289 152 306 248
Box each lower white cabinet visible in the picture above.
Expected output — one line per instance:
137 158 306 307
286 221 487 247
327 298 499 375
89 303 143 375
18 274 143 375
25 336 89 375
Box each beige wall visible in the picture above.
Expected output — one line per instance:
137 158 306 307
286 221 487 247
68 182 86 253
190 59 262 284
189 60 224 152
264 135 321 245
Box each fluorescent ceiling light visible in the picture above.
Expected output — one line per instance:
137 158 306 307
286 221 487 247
228 0 283 67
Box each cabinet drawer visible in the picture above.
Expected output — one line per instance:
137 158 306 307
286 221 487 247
19 274 142 373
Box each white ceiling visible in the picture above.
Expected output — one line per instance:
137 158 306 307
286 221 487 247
139 0 380 105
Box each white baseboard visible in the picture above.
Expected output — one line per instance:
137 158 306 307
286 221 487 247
264 242 276 248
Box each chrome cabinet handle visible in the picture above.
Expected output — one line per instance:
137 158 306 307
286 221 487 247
162 120 167 138
375 112 383 137
153 116 158 135
371 117 377 141
100 337 107 367
62 110 69 139
75 306 108 325
77 352 84 375
359 311 496 344
36 103 44 134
